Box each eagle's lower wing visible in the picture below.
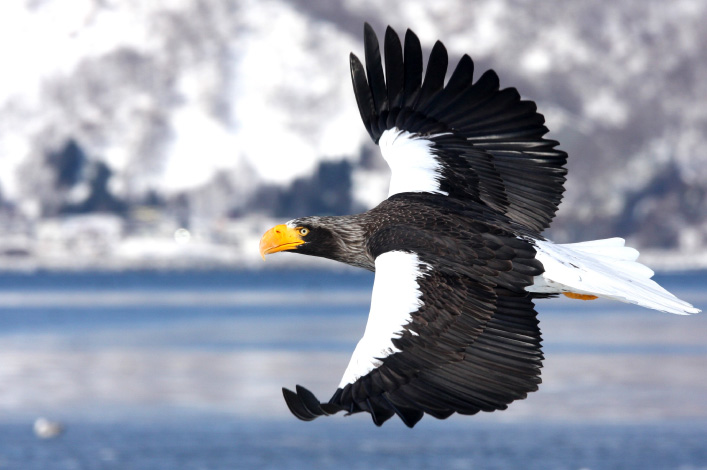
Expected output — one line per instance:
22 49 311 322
283 226 544 427
351 24 567 232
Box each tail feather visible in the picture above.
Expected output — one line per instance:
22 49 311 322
529 238 700 315
564 239 654 278
564 238 640 261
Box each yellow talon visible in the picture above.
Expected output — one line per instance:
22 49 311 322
563 292 598 301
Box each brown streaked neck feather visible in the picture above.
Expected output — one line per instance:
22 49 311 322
291 214 374 270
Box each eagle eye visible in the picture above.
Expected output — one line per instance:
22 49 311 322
299 228 309 236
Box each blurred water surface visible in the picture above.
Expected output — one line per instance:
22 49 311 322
0 269 705 469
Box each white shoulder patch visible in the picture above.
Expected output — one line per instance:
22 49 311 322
338 251 428 387
379 128 449 198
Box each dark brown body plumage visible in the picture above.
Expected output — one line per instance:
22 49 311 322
286 193 546 427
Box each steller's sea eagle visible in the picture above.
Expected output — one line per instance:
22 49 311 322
259 24 700 428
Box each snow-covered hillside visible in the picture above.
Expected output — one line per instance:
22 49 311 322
0 0 705 269
0 0 364 198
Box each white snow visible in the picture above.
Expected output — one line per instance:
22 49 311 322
229 0 363 184
163 107 242 192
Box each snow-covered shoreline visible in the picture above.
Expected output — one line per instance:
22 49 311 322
0 233 703 274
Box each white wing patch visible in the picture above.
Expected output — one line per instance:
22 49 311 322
379 128 449 198
528 238 700 315
338 251 428 387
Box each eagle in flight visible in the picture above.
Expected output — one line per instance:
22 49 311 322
259 24 700 428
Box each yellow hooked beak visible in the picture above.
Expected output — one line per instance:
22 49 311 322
259 224 306 260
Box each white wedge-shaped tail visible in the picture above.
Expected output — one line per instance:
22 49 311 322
527 238 700 315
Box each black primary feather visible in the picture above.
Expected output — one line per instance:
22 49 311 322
350 53 375 140
402 29 423 109
384 26 404 111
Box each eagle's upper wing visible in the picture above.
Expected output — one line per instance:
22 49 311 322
351 24 567 232
283 219 544 427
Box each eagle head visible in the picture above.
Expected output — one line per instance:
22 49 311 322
259 216 372 270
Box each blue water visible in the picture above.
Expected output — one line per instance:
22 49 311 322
0 269 705 470
2 418 707 470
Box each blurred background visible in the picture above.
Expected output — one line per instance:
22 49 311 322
0 1 705 469
1 0 706 270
